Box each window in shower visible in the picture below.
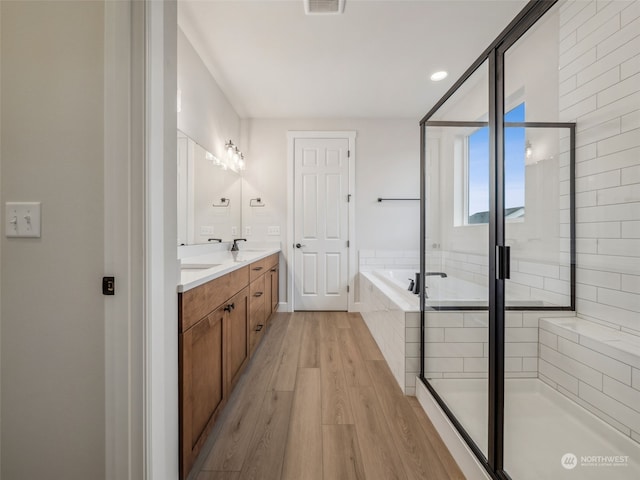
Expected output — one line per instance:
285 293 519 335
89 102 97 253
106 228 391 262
467 103 526 224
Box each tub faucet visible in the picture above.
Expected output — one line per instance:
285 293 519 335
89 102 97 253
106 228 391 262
426 271 448 278
231 238 246 251
412 272 421 295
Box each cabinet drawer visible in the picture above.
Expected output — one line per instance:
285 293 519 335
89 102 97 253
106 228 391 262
249 256 270 283
249 275 266 327
249 306 266 357
179 266 249 332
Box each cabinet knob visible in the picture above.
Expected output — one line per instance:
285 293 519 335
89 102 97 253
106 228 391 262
255 324 263 332
252 266 263 271
224 302 235 312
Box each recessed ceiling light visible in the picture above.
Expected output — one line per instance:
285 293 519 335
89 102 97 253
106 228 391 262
430 71 448 82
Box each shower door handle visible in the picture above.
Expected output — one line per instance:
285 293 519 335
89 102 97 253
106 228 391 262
496 245 511 280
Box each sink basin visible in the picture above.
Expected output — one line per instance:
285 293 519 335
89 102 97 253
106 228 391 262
181 263 221 270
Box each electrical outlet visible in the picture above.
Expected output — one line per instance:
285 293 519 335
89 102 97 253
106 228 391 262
245 225 252 236
200 225 214 235
5 202 41 238
267 226 280 235
231 226 238 236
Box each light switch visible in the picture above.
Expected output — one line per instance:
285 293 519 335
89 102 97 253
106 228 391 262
245 225 252 236
267 226 280 235
200 225 214 235
5 202 41 238
231 226 238 236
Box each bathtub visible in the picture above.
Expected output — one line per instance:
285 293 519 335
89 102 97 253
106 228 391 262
367 268 487 310
359 268 571 395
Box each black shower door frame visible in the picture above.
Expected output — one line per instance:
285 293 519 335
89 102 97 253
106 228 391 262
418 1 576 479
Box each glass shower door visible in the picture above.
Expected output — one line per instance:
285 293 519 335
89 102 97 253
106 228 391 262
422 61 491 461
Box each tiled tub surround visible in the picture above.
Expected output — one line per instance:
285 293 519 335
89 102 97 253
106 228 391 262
539 316 640 444
359 269 573 395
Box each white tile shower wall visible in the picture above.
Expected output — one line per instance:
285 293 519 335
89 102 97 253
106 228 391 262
539 316 640 443
560 0 640 335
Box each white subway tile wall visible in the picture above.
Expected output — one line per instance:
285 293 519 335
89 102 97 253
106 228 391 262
560 0 640 335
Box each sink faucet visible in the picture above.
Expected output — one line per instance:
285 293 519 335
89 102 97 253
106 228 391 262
231 238 247 251
208 238 222 243
426 272 448 278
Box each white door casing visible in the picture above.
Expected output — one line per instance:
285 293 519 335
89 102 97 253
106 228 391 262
293 137 351 311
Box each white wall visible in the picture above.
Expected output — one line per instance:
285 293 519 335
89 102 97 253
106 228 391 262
1 1 105 478
242 118 420 304
558 0 640 335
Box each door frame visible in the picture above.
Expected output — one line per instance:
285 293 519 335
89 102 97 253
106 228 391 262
104 1 179 479
104 1 146 478
286 131 356 312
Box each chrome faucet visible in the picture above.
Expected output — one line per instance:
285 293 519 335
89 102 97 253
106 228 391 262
231 238 247 251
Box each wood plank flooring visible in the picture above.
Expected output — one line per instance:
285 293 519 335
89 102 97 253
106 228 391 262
191 311 465 480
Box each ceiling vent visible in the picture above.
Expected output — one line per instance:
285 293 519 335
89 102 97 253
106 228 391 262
304 0 345 15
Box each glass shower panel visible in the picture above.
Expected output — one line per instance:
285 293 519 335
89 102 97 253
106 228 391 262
423 59 490 460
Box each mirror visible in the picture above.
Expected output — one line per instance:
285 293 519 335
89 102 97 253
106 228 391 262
177 130 242 245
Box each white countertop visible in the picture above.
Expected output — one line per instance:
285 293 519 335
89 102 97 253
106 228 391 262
177 247 280 293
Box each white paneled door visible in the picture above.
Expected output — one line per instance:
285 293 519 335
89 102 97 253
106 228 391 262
294 137 350 310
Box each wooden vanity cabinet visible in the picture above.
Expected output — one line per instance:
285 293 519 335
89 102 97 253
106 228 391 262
179 254 280 479
179 305 226 480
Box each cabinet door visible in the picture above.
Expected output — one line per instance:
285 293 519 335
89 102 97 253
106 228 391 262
226 287 249 391
270 264 279 314
179 307 225 478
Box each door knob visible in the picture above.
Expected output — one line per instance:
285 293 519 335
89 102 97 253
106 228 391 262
295 243 306 248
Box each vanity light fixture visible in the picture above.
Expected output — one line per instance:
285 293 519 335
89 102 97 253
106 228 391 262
225 140 235 156
525 141 533 159
238 153 245 171
430 70 448 82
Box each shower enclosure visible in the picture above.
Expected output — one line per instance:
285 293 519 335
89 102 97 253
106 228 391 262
419 1 640 479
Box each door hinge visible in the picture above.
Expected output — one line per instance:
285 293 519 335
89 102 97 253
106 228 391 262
347 194 352 202
347 150 351 158
347 285 350 293
347 240 350 248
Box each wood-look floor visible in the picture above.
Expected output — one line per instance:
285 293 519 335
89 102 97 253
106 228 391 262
190 312 465 480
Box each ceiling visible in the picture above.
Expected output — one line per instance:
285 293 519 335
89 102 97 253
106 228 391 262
178 0 528 119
